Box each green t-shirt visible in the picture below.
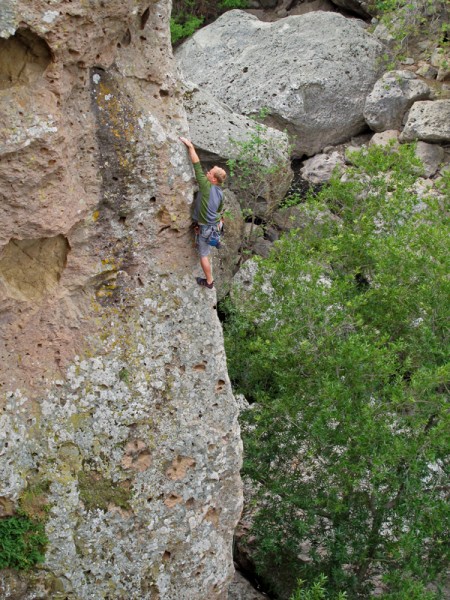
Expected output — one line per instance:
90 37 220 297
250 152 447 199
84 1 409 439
193 162 224 225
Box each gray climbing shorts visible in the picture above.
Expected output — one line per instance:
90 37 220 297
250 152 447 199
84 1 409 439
197 225 215 258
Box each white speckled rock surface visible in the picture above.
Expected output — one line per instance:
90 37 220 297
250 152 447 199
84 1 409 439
364 70 431 133
400 100 450 143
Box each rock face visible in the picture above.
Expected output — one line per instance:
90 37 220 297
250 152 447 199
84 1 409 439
228 571 268 600
0 1 242 598
400 100 450 143
176 10 386 156
181 83 280 162
364 70 431 132
414 141 445 177
300 151 344 184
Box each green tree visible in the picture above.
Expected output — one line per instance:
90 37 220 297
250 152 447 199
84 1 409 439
171 0 248 45
223 144 449 598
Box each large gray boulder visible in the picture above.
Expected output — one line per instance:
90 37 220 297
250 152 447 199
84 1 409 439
364 70 431 132
400 100 450 143
176 10 386 157
182 82 291 163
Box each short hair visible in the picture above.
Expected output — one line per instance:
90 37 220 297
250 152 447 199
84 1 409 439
213 166 227 184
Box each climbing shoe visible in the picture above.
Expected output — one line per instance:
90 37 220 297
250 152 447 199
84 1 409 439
196 277 214 289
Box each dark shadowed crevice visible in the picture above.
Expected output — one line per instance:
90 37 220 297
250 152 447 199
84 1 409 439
140 7 151 30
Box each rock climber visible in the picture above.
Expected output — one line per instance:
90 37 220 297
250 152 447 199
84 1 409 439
180 137 227 290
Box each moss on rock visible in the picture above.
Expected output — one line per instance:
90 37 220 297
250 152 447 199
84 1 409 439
78 471 132 512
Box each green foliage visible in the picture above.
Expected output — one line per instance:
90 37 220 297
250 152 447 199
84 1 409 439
19 481 51 522
281 191 304 209
223 143 449 598
170 14 204 45
0 514 47 570
171 0 248 45
371 0 449 60
119 367 130 384
291 575 347 600
218 0 249 8
378 574 440 599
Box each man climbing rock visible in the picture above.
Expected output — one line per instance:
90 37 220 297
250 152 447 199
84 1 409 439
180 137 227 290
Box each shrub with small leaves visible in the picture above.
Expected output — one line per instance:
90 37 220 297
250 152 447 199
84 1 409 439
223 143 449 598
372 0 449 62
0 514 47 570
171 0 248 45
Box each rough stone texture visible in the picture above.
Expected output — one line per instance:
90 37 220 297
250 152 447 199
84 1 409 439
176 10 386 157
372 22 395 48
431 47 450 82
400 100 450 143
416 62 438 80
300 151 344 184
229 259 261 304
252 238 273 258
0 1 242 598
272 203 341 233
228 571 268 600
414 141 445 177
364 70 431 132
181 83 290 163
369 130 400 146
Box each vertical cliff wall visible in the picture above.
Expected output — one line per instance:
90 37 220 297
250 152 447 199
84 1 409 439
0 1 242 597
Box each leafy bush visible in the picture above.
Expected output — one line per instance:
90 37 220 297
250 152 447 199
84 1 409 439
372 0 449 61
291 575 347 599
170 14 204 45
171 0 248 45
0 514 47 570
218 0 249 8
223 143 449 598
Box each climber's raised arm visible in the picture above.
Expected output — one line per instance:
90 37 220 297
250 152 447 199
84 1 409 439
180 137 200 164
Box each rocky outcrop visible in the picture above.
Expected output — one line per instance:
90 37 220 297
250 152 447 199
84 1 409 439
181 83 290 163
430 46 450 81
364 70 431 132
414 141 445 177
400 100 450 143
176 10 386 157
300 151 344 184
0 1 242 598
368 130 400 146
